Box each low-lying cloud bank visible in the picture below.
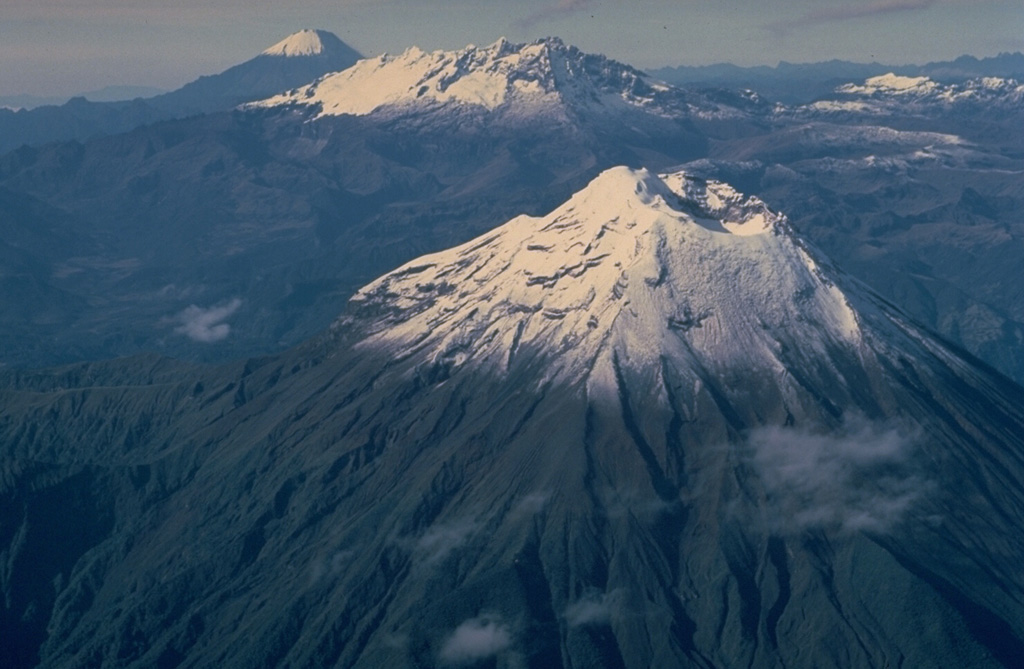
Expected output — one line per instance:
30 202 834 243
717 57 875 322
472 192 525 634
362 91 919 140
746 417 929 533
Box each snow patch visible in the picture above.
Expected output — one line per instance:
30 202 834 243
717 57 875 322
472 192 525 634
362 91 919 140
800 73 1024 116
838 73 938 96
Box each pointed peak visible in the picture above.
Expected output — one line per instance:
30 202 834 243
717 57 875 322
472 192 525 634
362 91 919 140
531 36 568 49
345 165 856 389
262 29 338 57
579 167 785 237
485 36 517 57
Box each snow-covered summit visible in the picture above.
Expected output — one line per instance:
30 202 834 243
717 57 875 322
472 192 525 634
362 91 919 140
262 29 335 57
344 167 864 391
837 73 939 96
248 37 743 122
803 72 1024 115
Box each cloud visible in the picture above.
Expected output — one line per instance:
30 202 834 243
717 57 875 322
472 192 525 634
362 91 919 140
172 298 242 343
438 614 511 665
765 0 988 35
415 518 478 565
517 0 597 29
745 416 929 534
307 549 354 586
797 0 937 25
564 589 624 627
511 491 550 518
603 486 680 521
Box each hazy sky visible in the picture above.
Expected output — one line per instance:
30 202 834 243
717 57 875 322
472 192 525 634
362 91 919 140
2 0 1022 96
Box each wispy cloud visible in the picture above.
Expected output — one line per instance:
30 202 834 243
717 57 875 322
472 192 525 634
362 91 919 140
171 298 242 343
517 0 597 29
511 491 550 518
745 417 929 534
438 614 511 665
767 0 959 35
564 589 624 627
415 518 478 566
801 0 936 25
307 549 354 586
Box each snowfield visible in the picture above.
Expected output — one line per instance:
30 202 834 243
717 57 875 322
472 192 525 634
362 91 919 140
345 167 864 393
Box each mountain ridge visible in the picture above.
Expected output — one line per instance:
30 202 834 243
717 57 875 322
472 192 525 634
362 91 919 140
249 37 765 125
1 34 1023 399
796 72 1024 117
650 51 1024 103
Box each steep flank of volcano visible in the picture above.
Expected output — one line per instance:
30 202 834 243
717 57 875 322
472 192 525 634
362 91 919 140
347 167 862 400
1 168 1023 668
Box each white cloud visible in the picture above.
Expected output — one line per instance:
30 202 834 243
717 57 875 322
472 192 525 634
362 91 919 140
564 589 623 627
172 298 242 343
511 491 549 518
439 614 511 665
307 549 354 586
746 416 928 533
415 518 478 565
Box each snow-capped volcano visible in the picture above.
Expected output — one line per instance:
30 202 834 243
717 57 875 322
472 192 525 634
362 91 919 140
4 166 1024 668
346 166 870 402
141 29 362 115
249 37 753 122
261 29 336 57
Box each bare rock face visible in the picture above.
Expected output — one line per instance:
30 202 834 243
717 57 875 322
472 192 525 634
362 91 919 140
2 169 1023 668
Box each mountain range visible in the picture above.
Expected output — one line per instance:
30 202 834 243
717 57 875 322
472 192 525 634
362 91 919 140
0 29 362 154
3 29 1024 668
651 51 1024 104
0 36 762 369
2 32 1021 397
0 86 168 112
2 167 1022 667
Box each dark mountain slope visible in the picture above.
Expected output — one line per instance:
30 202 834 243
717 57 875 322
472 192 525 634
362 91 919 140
2 169 1022 667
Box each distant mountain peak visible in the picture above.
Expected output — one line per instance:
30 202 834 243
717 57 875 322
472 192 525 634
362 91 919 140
837 72 938 96
344 166 861 388
248 37 684 120
260 29 348 58
802 72 1024 115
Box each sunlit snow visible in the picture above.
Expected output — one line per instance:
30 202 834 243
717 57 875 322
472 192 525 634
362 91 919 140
803 73 1024 115
344 167 863 392
261 29 330 57
249 37 690 120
